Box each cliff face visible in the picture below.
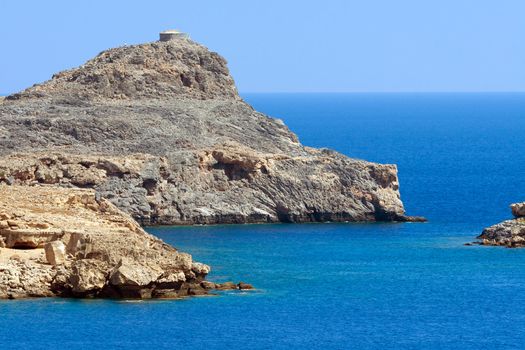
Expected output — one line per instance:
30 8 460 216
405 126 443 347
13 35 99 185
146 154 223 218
0 37 420 224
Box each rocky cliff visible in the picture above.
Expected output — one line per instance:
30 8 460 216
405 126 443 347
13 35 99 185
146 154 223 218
477 202 525 247
0 185 217 299
0 36 421 224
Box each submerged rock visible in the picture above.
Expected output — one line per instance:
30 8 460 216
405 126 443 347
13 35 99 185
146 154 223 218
0 34 421 225
477 202 525 247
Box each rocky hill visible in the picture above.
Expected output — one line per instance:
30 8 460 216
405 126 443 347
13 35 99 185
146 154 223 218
0 35 422 224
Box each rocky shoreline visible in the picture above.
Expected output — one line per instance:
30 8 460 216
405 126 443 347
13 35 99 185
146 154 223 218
0 185 252 299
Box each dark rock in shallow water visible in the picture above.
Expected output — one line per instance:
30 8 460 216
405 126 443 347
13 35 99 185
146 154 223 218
214 281 254 291
0 35 421 225
216 282 237 290
237 282 254 290
395 215 427 223
200 281 217 290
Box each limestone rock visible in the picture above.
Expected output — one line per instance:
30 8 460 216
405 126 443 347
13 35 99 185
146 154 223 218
44 241 66 265
67 259 108 294
191 262 211 276
0 185 212 299
0 36 421 225
109 259 163 287
4 229 63 249
0 248 55 298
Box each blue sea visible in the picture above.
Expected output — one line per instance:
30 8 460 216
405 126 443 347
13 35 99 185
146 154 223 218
2 93 525 349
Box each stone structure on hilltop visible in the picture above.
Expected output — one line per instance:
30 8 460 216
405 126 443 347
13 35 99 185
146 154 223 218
159 29 190 41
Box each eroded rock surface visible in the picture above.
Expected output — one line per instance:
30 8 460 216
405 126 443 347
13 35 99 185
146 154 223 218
477 202 525 247
0 36 421 224
0 185 212 299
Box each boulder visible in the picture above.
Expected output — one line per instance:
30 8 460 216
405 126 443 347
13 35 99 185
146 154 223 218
191 262 211 276
187 283 207 296
237 282 254 290
44 241 66 265
216 281 237 290
200 281 217 290
109 259 163 287
511 202 525 218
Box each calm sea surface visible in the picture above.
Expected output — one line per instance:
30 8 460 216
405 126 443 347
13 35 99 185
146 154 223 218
2 93 525 349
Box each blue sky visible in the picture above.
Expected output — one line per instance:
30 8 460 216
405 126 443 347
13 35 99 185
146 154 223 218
1 0 524 93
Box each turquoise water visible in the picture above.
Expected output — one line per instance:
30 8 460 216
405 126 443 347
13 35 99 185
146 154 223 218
2 93 525 349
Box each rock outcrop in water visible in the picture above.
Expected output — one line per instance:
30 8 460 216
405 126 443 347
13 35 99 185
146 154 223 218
477 202 525 247
0 35 422 224
0 185 218 299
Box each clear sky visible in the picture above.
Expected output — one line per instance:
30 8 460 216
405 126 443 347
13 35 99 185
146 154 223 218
1 0 524 94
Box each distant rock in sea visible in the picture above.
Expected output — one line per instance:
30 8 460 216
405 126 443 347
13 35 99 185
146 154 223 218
0 33 422 224
477 202 525 247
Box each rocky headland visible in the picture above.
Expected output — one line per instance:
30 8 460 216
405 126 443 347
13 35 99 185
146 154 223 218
477 202 525 248
0 35 422 225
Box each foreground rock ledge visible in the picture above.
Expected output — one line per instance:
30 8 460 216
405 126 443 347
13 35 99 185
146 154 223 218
476 202 525 248
0 35 423 225
0 185 223 299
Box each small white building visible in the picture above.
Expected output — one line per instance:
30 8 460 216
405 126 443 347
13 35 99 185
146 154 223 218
159 30 189 42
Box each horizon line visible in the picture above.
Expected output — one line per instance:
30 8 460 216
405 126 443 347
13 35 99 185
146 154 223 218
240 91 525 94
2 91 525 97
